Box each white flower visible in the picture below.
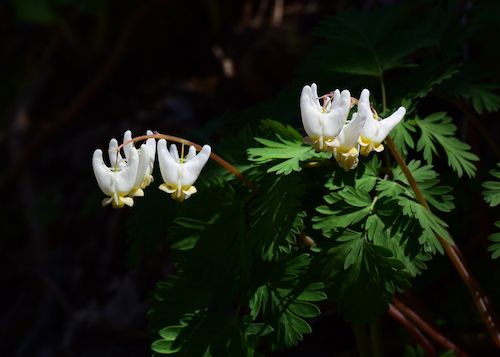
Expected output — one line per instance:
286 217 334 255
157 139 211 201
122 130 156 197
300 83 351 151
92 138 139 208
331 98 369 171
357 89 406 156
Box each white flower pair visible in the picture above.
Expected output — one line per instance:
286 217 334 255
300 83 406 170
92 131 211 207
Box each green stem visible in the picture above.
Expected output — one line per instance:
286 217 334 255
352 324 370 357
370 319 383 357
379 75 387 112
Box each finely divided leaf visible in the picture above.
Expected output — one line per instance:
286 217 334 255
248 136 317 175
414 113 478 177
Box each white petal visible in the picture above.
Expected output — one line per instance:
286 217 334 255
309 83 322 110
114 145 139 193
92 149 114 196
337 108 367 148
359 89 370 107
133 142 151 188
376 107 406 142
107 138 125 169
122 130 133 160
181 145 211 187
169 144 180 162
321 89 350 137
300 84 322 137
331 89 341 108
340 89 352 112
145 130 156 163
157 139 180 185
360 102 379 139
185 145 197 161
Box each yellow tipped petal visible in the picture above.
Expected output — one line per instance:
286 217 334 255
159 183 177 194
131 188 144 197
374 143 384 152
122 197 134 207
182 185 197 200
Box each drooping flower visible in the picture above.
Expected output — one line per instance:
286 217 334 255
122 130 156 197
357 89 406 156
157 139 211 201
330 99 369 171
300 83 351 151
92 138 140 208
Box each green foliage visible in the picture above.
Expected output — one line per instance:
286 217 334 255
249 174 306 261
483 164 500 207
483 164 500 259
9 0 108 24
413 113 479 178
438 68 500 114
249 253 326 349
247 120 330 175
322 230 410 322
314 7 438 77
145 3 500 355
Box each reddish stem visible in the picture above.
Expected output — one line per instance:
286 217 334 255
393 299 470 357
117 133 258 193
385 136 500 350
388 304 437 356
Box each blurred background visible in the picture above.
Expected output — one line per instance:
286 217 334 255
1 0 500 356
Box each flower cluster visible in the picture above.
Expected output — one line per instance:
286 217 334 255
300 83 406 170
92 131 211 207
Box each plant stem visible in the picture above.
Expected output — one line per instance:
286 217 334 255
385 136 500 349
388 304 437 356
369 319 383 357
118 133 259 194
352 324 371 357
393 298 470 356
379 75 387 112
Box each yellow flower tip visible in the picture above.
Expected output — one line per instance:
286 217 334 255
374 143 384 152
341 147 358 157
159 183 197 201
359 145 372 156
335 146 360 171
140 174 154 189
358 135 371 146
357 136 384 156
159 183 176 194
102 194 134 208
130 188 144 197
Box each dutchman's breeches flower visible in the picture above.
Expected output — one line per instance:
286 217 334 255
123 130 156 197
300 83 351 151
92 130 156 208
157 139 211 201
358 89 406 156
331 97 368 171
93 139 140 208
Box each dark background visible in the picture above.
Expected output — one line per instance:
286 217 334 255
1 0 500 356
